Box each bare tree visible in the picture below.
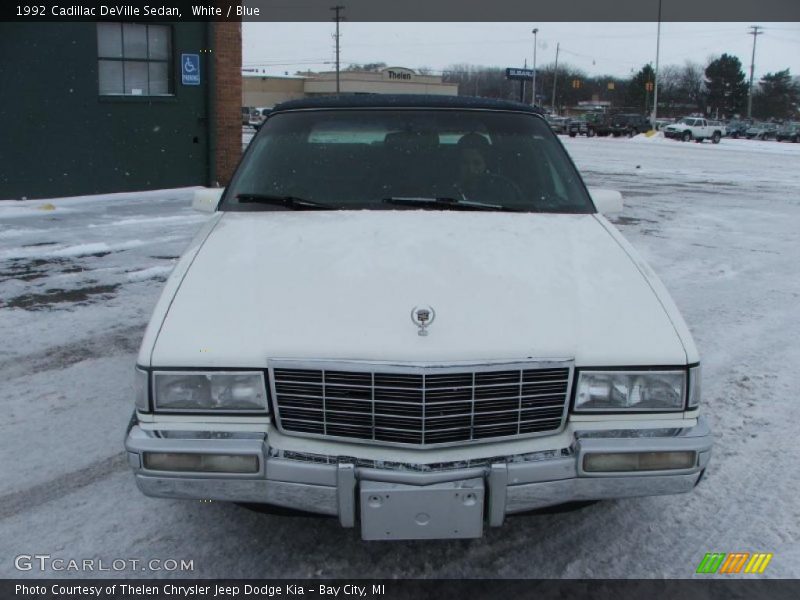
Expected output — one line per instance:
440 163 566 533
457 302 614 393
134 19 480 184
656 64 682 114
678 61 706 113
344 62 387 72
442 64 518 100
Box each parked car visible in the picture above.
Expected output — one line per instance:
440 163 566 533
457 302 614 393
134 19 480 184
654 118 675 131
249 107 272 128
707 120 728 137
663 117 724 143
608 113 652 137
775 122 800 143
566 112 606 137
745 123 777 140
241 106 252 126
725 119 752 138
567 115 601 138
590 113 616 137
545 114 570 134
126 95 711 541
567 116 588 137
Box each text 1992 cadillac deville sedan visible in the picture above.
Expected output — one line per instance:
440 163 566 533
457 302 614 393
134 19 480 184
125 95 712 540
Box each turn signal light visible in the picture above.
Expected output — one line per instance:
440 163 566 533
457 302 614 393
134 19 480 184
143 452 258 473
583 451 696 473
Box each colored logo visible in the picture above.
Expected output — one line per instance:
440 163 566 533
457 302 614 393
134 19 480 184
696 552 773 574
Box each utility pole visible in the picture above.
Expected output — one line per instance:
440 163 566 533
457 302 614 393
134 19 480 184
521 58 527 102
747 25 763 118
331 5 345 94
531 28 538 106
651 0 662 129
551 42 560 113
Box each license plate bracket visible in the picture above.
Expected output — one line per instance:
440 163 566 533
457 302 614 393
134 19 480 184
359 478 484 540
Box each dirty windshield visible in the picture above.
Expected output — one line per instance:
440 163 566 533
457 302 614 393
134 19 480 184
222 110 594 213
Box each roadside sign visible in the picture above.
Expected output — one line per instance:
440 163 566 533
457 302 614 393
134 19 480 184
505 68 534 81
181 53 200 86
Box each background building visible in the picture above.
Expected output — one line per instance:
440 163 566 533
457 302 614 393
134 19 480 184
243 66 458 108
242 73 306 108
0 22 242 200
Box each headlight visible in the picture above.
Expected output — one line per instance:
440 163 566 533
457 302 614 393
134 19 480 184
153 371 267 413
574 369 686 412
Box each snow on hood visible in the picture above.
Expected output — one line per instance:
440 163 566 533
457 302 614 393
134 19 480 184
147 210 689 367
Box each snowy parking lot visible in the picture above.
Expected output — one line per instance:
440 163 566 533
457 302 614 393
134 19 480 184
1 134 799 578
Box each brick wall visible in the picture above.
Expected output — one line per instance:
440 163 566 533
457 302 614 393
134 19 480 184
213 22 242 186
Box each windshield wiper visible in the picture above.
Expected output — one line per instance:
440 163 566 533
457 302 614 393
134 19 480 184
235 193 335 210
382 196 522 212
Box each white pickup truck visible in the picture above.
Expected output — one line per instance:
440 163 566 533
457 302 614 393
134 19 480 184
663 117 725 143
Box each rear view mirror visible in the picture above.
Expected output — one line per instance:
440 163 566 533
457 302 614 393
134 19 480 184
192 188 224 213
587 187 623 215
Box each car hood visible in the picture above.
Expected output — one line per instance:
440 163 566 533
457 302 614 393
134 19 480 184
146 211 692 367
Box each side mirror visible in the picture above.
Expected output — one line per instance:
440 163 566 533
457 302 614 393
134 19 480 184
587 187 623 215
192 188 224 213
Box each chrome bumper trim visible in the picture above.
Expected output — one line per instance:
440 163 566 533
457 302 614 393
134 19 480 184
505 472 702 513
126 417 713 531
135 476 338 516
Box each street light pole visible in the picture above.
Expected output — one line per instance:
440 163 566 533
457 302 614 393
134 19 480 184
651 0 662 129
551 42 560 113
531 28 538 106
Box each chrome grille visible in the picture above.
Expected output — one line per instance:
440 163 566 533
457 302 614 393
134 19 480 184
269 359 573 447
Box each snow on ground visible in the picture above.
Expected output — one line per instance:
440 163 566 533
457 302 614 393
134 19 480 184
0 135 799 578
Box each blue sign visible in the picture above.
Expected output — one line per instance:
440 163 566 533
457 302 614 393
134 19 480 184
181 54 200 86
506 68 534 81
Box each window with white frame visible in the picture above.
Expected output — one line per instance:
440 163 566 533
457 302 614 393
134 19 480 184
97 23 172 96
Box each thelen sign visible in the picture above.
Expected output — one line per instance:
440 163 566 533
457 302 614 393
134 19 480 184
381 67 415 81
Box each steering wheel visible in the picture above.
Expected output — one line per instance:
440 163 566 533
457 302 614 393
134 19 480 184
452 173 525 206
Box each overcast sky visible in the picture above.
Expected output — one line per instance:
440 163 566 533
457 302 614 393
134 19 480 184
243 22 800 80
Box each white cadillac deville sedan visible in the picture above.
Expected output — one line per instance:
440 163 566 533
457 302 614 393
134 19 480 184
126 95 712 540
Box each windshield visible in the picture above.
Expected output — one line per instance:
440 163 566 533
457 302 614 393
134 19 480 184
222 109 594 213
678 118 695 125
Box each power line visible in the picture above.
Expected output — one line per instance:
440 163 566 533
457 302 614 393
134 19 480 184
559 48 643 68
766 34 800 45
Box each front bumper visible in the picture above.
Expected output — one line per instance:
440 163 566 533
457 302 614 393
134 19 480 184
126 417 712 538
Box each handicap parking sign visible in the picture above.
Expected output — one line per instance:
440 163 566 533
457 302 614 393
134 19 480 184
181 54 200 86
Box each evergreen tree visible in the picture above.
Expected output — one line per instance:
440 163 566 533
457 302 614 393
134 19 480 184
704 54 748 118
625 65 656 112
753 69 799 119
